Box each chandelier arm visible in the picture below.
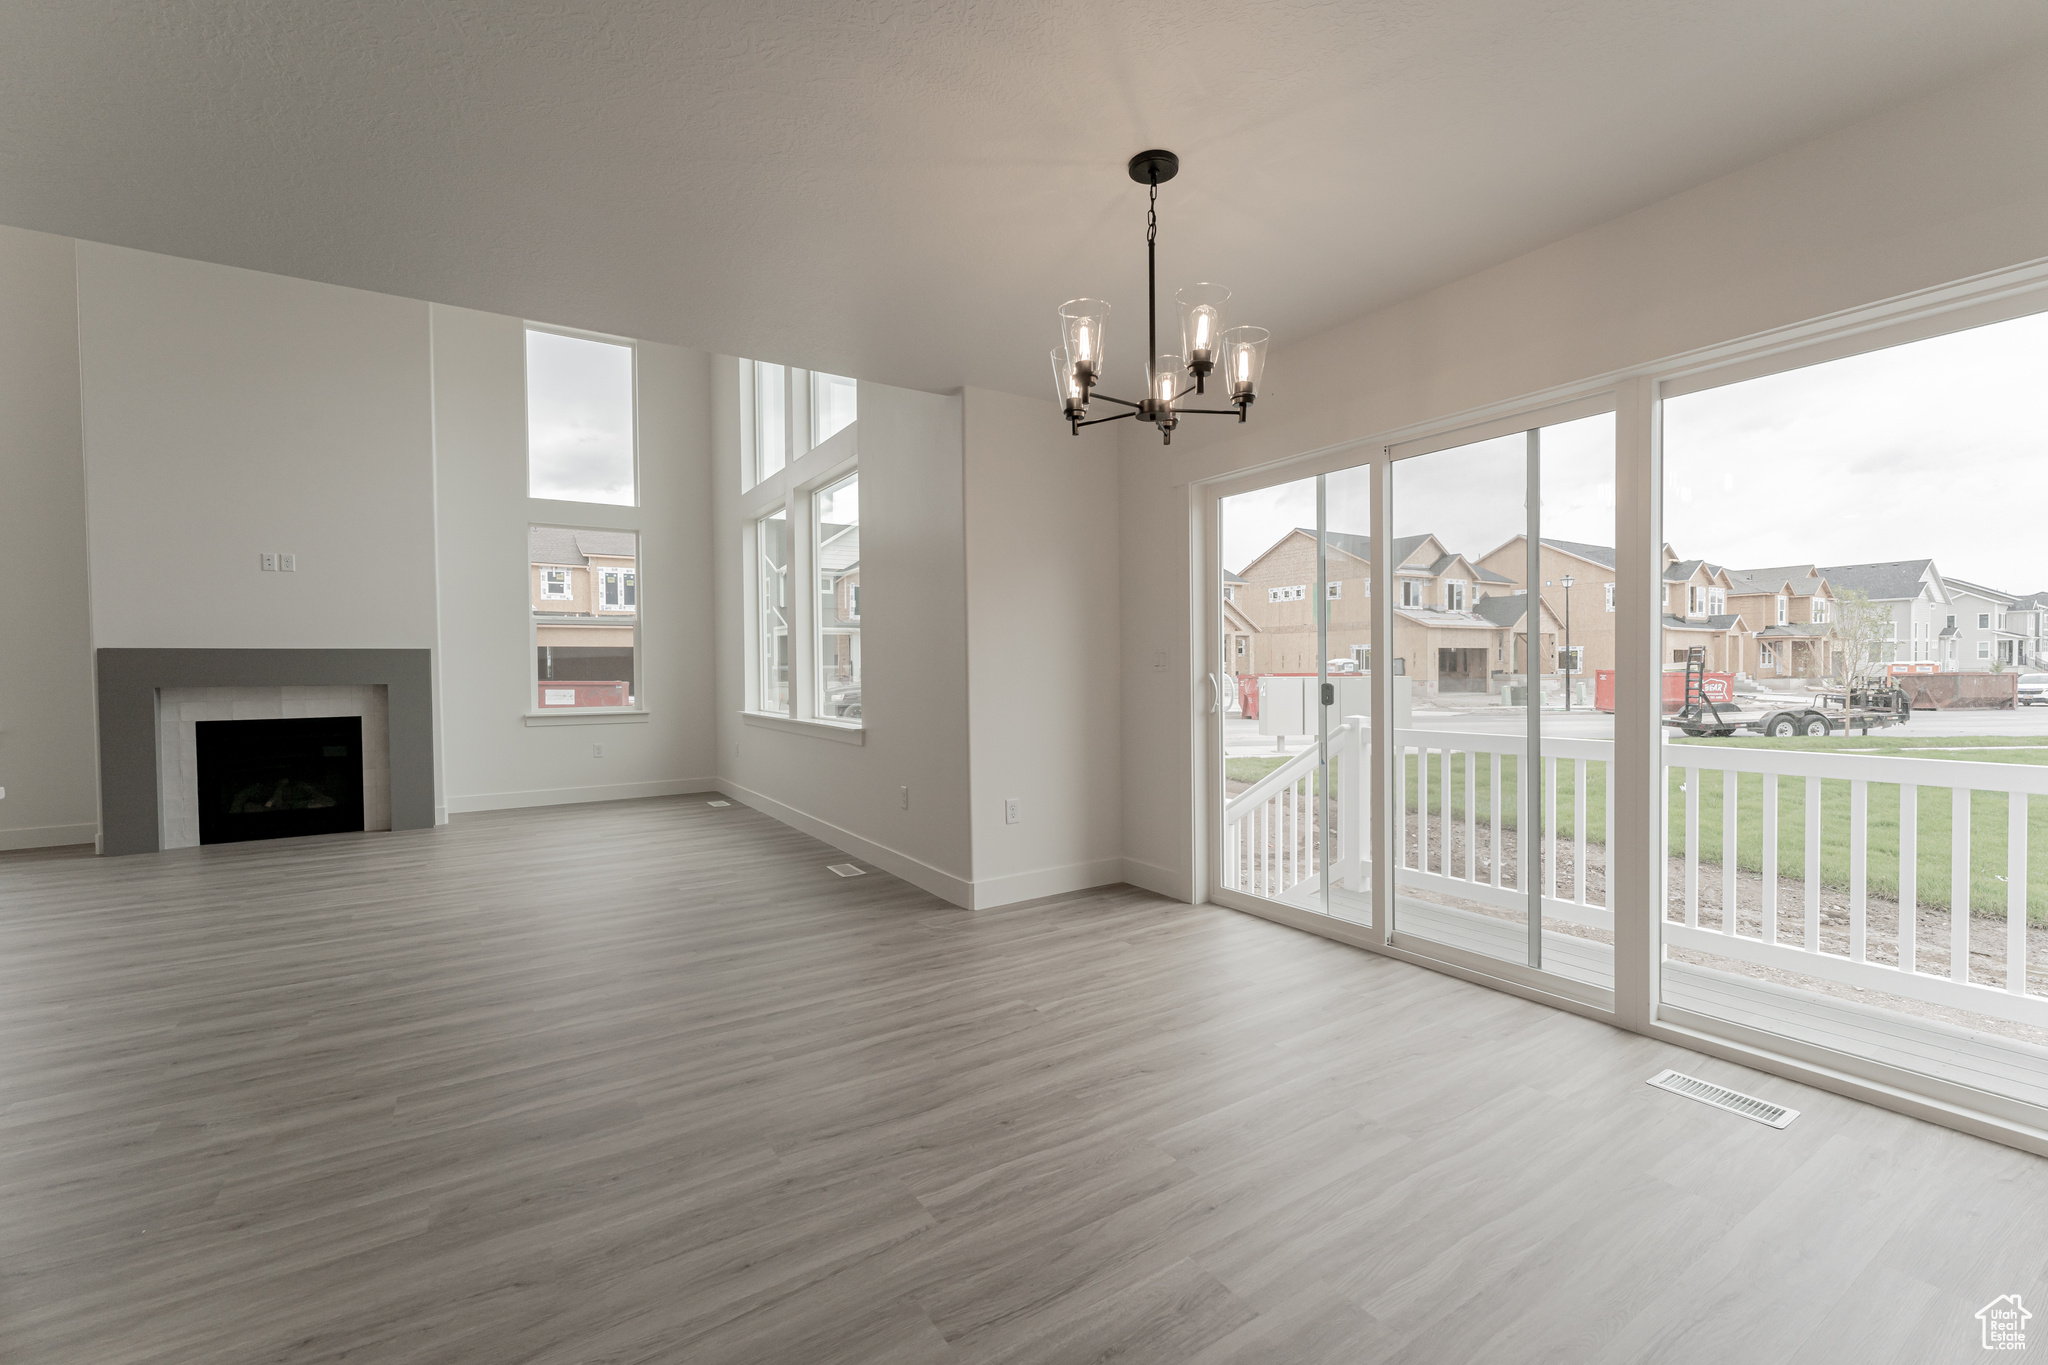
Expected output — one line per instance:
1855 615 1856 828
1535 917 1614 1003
1174 407 1245 416
1088 392 1142 409
1072 411 1137 429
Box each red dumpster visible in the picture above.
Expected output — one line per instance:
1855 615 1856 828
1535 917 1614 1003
1594 669 1734 713
538 680 629 708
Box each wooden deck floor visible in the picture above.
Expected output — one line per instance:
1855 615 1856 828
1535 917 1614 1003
0 796 2042 1363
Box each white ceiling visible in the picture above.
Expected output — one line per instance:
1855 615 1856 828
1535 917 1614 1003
5 2 2046 398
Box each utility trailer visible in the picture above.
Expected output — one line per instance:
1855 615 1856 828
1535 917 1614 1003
1661 647 1909 738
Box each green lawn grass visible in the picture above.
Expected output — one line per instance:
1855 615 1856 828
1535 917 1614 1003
1228 735 2048 920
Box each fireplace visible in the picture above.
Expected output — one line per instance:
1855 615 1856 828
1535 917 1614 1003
195 716 367 845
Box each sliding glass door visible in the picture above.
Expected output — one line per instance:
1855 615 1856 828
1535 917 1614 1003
1215 464 1372 923
1386 412 1616 994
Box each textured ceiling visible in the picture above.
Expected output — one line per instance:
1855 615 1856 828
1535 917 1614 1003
5 2 2047 397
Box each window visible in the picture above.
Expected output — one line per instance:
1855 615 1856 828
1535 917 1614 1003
596 565 636 612
1947 613 1957 629
1400 579 1425 607
754 362 788 484
1222 585 1234 602
1759 642 1776 668
1687 584 1705 615
1810 599 1827 624
759 510 789 713
1558 645 1583 674
1444 580 1466 611
526 329 635 505
1980 639 1993 659
814 473 861 720
1980 612 1992 629
1269 584 1307 602
1327 581 1342 600
1775 594 1787 625
1708 589 1725 615
531 527 637 709
1604 582 1615 612
811 372 857 446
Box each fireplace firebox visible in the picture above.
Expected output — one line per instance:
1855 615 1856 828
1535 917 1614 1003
195 716 366 845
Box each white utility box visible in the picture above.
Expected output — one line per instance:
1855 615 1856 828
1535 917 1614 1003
1257 674 1411 735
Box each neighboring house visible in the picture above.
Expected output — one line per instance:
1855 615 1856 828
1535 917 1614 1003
1661 547 1748 674
818 516 861 691
1477 536 1617 678
1220 569 1260 678
1724 564 1838 679
1944 576 2021 669
530 527 638 701
2008 591 2048 670
1228 527 1548 697
1816 559 1953 670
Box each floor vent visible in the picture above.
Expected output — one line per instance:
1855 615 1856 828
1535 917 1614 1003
1646 1069 1797 1128
706 799 731 808
827 863 865 877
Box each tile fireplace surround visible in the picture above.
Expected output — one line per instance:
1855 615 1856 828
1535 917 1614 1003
156 686 392 849
95 649 434 856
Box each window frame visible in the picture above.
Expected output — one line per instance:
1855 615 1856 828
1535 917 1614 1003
738 359 862 736
527 523 643 720
812 470 862 723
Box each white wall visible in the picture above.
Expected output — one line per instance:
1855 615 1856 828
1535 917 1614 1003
0 226 97 850
1118 46 2048 899
76 243 439 652
962 387 1123 906
431 304 717 812
714 364 975 903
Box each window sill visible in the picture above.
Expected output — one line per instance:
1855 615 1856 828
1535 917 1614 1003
741 711 865 745
523 709 652 727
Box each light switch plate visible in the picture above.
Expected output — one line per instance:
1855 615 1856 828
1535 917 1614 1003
260 552 277 572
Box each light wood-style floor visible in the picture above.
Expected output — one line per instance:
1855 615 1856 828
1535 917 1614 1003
1 797 2042 1364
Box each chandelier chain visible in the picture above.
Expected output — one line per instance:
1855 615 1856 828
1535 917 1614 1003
1146 182 1156 245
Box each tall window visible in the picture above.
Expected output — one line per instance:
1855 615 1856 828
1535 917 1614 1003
527 329 635 505
1400 580 1424 607
811 372 857 446
755 362 788 483
531 527 638 709
815 473 861 720
759 510 790 713
1444 580 1466 611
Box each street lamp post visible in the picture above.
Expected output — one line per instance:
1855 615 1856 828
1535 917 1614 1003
1560 575 1575 711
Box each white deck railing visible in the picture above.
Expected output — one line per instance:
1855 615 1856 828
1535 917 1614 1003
1223 726 2045 1026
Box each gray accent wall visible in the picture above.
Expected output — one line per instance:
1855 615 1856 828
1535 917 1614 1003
96 648 434 855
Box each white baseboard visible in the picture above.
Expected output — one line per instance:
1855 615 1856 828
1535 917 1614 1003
446 777 718 815
717 779 975 908
970 858 1125 910
0 821 98 852
1120 856 1188 902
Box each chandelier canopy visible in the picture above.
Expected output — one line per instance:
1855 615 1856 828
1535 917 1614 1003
1054 150 1269 445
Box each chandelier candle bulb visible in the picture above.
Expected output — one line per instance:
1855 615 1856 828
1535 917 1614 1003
1175 283 1231 389
1050 348 1086 422
1222 325 1269 410
1058 298 1110 395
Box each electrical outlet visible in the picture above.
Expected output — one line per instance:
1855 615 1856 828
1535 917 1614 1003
260 552 277 572
1004 798 1020 825
899 785 909 810
592 743 604 758
279 553 296 572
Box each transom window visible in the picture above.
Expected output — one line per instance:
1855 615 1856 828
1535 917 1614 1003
526 328 635 505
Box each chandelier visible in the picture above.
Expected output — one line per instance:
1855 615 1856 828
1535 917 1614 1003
1053 149 1269 445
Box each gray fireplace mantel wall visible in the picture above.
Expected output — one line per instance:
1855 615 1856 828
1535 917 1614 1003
96 648 434 855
